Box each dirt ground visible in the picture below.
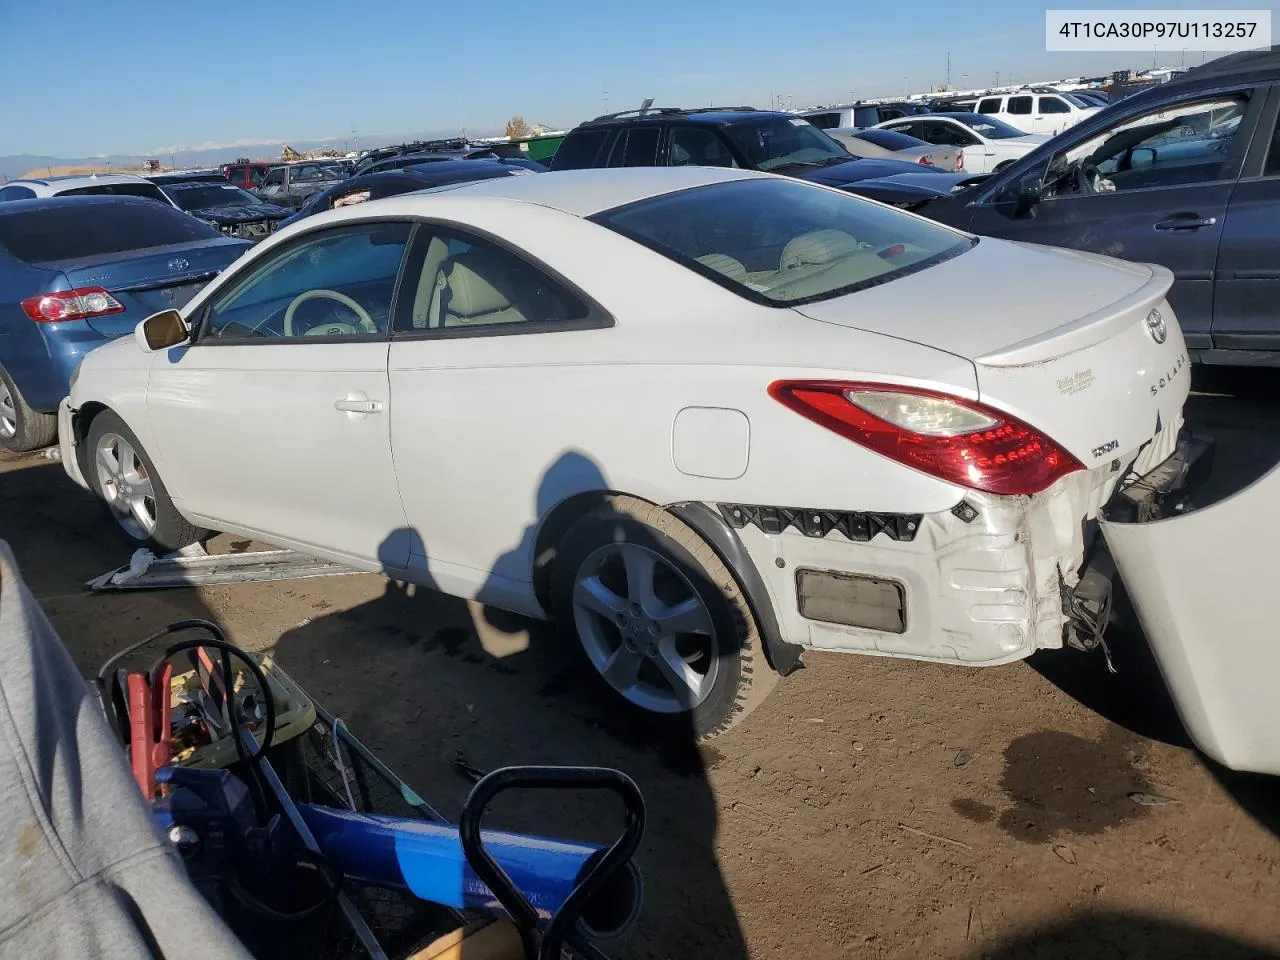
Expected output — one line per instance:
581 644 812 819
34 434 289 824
3 367 1280 960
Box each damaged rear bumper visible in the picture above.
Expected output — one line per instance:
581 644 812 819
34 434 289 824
1100 434 1280 775
726 425 1201 667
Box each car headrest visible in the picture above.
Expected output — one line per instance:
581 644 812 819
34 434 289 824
695 253 748 281
779 229 860 270
445 252 514 317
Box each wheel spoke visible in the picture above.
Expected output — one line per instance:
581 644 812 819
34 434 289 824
0 398 15 422
654 596 712 636
97 444 119 477
621 546 659 612
600 644 644 690
130 475 155 500
129 496 156 532
574 576 626 620
653 636 707 706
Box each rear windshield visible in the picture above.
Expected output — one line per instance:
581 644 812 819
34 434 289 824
57 182 170 203
854 129 925 150
593 178 973 306
949 114 1029 140
0 202 220 263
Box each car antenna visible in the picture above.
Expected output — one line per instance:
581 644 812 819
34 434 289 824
638 97 654 117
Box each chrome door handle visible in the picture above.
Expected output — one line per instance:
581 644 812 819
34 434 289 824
334 395 383 415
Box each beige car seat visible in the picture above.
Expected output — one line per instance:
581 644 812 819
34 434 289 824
413 241 530 329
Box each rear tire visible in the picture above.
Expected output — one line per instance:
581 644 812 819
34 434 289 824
551 496 778 740
0 367 57 453
85 410 203 552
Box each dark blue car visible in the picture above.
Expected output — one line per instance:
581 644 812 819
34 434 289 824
0 196 249 451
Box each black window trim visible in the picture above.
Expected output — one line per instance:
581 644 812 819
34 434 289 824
1239 82 1280 180
389 218 615 341
588 180 977 309
190 218 420 347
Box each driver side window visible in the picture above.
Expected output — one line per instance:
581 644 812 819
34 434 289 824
200 222 413 342
1042 94 1249 198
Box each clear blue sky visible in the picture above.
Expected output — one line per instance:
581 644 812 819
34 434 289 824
0 0 1259 157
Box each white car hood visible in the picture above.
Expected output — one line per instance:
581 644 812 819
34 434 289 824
793 237 1155 362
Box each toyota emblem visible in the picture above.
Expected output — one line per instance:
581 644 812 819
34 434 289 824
168 258 190 272
1145 308 1168 344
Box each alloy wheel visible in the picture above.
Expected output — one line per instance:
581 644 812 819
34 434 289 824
571 542 719 714
0 380 16 440
94 432 158 539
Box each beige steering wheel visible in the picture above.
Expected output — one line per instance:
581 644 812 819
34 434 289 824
283 289 375 337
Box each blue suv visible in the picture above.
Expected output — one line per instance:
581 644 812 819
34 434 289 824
0 196 249 451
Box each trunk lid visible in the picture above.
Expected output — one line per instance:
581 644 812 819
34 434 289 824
45 238 249 337
793 239 1190 466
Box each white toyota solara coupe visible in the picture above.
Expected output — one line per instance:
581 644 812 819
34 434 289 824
60 167 1197 738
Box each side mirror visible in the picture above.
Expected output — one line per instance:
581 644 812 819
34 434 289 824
1130 147 1156 169
135 309 189 353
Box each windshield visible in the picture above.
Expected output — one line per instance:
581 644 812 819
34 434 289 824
169 184 262 211
724 117 849 171
949 114 1028 139
593 177 972 306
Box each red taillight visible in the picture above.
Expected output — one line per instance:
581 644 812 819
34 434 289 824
769 380 1083 496
955 151 965 171
20 287 125 323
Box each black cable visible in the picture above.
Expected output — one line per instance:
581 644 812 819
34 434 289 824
223 848 343 921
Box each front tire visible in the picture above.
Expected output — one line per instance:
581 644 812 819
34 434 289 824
0 366 57 453
85 410 203 552
551 496 778 740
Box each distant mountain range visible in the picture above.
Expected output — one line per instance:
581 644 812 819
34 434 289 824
0 130 476 180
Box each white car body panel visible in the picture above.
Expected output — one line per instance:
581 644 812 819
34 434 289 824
63 167 1190 667
794 240 1190 465
1102 464 1280 775
145 341 410 567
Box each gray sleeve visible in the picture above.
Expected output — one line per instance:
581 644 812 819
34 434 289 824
0 540 253 959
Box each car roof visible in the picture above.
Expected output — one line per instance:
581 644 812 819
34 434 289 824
1175 45 1280 82
408 166 765 217
7 173 152 188
580 107 764 127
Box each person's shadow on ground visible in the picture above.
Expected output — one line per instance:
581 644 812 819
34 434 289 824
273 451 747 959
976 909 1280 959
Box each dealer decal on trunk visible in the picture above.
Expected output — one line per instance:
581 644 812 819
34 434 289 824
1150 353 1189 397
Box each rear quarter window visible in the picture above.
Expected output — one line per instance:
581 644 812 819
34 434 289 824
0 202 220 263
